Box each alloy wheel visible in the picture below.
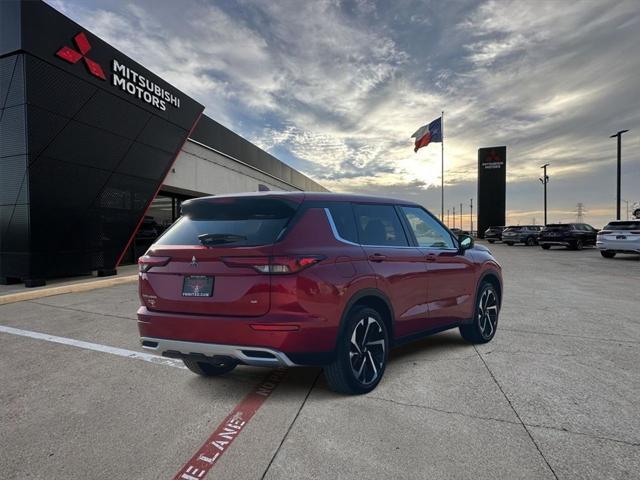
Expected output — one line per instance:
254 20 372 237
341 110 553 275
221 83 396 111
349 316 386 386
477 287 499 339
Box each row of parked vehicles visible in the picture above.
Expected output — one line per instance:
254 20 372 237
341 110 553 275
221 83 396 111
484 221 640 258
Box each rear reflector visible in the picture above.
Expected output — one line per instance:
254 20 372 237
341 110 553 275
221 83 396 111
250 324 300 331
222 255 325 274
598 231 612 235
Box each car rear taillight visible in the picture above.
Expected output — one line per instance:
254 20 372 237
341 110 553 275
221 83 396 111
599 230 612 235
222 255 325 274
138 255 171 273
630 231 640 235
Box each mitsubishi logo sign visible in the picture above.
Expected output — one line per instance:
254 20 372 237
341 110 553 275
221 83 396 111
482 149 504 170
55 31 181 111
56 32 106 80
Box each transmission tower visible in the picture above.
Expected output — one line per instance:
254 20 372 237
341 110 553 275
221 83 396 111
575 203 587 223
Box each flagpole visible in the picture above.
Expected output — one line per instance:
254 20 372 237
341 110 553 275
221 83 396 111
441 110 444 221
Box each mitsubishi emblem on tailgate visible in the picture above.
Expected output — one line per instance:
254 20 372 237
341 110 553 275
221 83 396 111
191 256 197 267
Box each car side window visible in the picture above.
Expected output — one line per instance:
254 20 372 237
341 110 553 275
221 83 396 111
400 206 455 249
326 203 358 243
354 204 409 246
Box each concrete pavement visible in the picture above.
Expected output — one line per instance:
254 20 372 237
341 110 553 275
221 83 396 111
0 243 638 479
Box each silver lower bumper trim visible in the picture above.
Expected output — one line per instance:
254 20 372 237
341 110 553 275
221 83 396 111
141 337 297 367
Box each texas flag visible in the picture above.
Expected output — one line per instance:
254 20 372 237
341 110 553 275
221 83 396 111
411 117 442 152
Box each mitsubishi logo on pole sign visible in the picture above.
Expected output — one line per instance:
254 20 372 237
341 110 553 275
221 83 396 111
55 31 181 112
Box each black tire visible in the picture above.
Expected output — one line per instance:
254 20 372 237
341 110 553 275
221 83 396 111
460 282 500 344
541 244 551 250
488 240 495 244
183 358 237 376
324 306 389 395
526 237 536 246
572 239 584 251
601 250 616 258
505 242 514 246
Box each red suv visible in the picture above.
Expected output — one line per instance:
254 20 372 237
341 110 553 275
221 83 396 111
137 193 502 394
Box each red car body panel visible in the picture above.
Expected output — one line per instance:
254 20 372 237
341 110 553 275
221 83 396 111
137 192 502 365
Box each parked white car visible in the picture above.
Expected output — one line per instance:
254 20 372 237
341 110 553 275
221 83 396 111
596 220 640 258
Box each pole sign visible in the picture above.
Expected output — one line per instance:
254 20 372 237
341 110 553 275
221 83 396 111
477 146 506 238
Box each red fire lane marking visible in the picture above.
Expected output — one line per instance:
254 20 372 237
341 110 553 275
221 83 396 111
173 368 287 480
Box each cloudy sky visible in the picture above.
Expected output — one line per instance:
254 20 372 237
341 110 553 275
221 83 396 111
48 0 640 227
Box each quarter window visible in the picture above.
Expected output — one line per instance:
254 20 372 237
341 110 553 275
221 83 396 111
400 206 455 249
327 204 358 243
354 204 408 246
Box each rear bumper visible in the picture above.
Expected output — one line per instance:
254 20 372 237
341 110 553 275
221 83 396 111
137 306 337 366
539 240 571 246
596 239 640 253
141 337 297 367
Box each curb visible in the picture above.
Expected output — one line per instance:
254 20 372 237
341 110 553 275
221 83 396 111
0 275 138 306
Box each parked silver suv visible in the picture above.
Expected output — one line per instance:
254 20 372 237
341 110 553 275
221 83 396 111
597 220 640 258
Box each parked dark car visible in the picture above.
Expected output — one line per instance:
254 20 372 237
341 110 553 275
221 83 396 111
137 192 502 395
539 223 598 250
501 225 543 246
450 227 470 236
484 226 505 243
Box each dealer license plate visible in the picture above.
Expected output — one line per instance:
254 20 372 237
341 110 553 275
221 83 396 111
182 275 214 297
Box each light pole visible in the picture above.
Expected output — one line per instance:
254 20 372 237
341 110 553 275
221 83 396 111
539 163 550 225
460 203 463 230
623 199 629 220
447 209 450 226
470 198 473 234
453 206 456 228
610 130 629 220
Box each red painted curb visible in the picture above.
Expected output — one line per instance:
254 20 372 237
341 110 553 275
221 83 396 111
173 368 287 480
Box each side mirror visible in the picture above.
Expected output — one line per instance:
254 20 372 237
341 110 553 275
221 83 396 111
458 234 474 253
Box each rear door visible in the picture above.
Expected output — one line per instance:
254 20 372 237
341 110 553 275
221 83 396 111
581 224 598 244
398 206 476 327
139 196 300 316
353 203 429 338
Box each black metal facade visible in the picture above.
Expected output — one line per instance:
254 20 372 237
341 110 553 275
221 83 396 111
0 0 203 284
477 146 506 239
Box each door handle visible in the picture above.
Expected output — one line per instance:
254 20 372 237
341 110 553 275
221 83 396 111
425 254 437 262
368 253 387 262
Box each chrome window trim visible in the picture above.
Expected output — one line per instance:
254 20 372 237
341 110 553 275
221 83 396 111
324 208 458 251
324 208 359 246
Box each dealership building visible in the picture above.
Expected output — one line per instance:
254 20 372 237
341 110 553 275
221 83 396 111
0 0 326 287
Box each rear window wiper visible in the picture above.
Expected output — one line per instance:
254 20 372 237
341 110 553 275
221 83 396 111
198 233 247 246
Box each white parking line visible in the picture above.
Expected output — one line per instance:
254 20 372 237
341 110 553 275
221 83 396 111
0 325 186 369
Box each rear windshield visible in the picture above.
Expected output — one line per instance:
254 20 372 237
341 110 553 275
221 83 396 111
545 224 572 231
155 197 297 246
604 221 640 231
